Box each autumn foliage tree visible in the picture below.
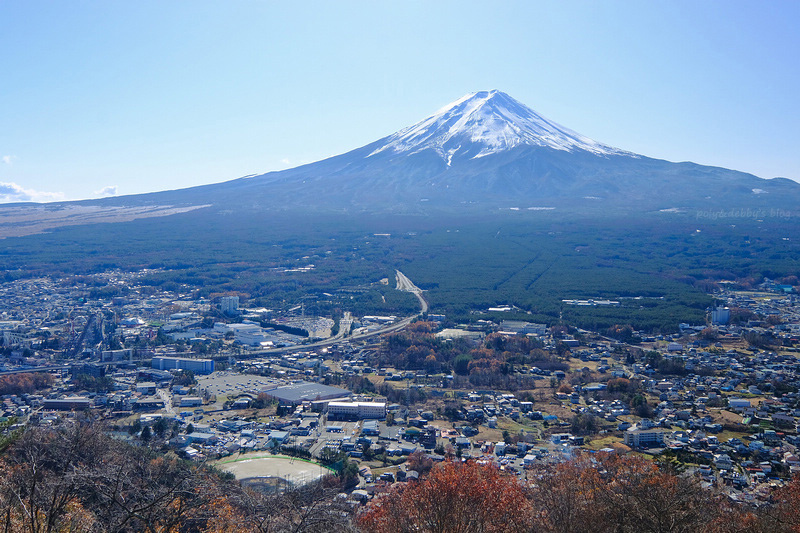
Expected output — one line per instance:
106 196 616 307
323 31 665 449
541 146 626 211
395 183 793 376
607 324 636 342
0 421 354 532
0 372 53 395
529 453 740 532
0 422 221 532
405 450 434 477
594 454 717 532
756 475 800 532
357 460 530 533
606 377 634 394
359 453 780 533
527 455 606 533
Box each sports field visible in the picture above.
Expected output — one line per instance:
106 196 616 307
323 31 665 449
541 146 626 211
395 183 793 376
216 454 331 489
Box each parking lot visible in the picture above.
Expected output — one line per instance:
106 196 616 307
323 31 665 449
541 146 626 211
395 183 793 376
197 372 281 399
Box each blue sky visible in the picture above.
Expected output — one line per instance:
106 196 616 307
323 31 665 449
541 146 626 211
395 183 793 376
1 1 798 202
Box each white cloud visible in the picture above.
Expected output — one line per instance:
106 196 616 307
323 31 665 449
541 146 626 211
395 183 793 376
94 185 118 197
2 155 14 165
0 182 66 203
280 158 291 165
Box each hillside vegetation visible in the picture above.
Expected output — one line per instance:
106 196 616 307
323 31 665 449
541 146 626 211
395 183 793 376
2 421 800 532
0 422 354 533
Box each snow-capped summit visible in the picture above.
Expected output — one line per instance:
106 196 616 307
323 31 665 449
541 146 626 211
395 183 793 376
369 90 631 164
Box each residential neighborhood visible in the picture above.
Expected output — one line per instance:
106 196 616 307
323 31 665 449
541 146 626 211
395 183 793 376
2 269 800 508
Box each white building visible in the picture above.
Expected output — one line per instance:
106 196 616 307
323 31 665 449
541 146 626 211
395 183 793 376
180 397 203 408
136 382 157 395
624 426 665 448
327 401 386 420
220 296 240 315
214 322 275 346
152 356 214 374
711 306 731 325
499 321 547 335
728 398 751 411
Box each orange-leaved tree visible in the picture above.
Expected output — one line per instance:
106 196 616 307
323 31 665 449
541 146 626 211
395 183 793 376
529 452 733 533
357 459 530 533
527 454 606 533
755 475 800 532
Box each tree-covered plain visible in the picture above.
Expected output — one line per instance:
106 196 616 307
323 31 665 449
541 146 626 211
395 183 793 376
1 209 798 332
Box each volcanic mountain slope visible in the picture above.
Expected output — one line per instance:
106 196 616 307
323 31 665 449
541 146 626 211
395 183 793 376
3 90 799 229
161 89 799 214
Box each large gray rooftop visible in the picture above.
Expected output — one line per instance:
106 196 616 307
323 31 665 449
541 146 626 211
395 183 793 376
262 381 350 404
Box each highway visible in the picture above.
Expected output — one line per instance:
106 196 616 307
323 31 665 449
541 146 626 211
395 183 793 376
0 365 69 376
395 269 428 314
0 358 134 376
241 270 428 357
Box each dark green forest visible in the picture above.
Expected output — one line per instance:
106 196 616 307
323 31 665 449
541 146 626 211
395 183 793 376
1 208 798 332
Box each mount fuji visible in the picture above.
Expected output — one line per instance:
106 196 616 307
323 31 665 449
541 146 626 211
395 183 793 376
4 90 800 231
147 89 795 215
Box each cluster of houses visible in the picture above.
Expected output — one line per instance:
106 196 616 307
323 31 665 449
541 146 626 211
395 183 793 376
166 416 294 461
0 269 347 378
3 270 800 504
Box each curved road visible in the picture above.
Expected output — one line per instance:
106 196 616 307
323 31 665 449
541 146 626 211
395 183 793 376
243 270 428 357
395 269 428 314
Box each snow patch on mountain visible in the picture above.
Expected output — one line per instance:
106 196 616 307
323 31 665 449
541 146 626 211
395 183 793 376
369 90 633 162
